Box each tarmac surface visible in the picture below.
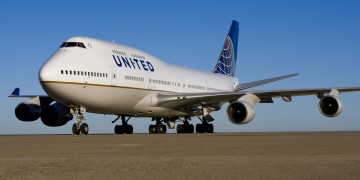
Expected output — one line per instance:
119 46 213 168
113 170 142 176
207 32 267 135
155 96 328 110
0 132 359 180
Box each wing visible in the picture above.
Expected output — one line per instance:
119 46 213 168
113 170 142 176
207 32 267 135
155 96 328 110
236 73 299 91
156 87 360 108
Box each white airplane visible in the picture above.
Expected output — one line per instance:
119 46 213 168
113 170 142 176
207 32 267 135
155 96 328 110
9 20 360 135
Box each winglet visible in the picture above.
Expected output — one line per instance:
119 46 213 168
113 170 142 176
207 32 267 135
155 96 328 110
9 88 20 97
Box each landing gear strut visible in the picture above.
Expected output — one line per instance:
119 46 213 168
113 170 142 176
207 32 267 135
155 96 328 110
149 117 167 134
113 115 133 134
72 106 89 135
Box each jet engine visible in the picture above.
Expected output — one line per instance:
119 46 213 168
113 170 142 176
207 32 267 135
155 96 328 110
226 94 260 125
15 102 41 122
41 103 73 127
318 95 343 117
227 101 255 124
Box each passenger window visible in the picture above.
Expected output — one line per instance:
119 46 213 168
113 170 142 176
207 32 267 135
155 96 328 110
61 70 64 74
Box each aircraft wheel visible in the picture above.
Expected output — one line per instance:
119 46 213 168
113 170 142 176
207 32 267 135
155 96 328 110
156 125 164 134
207 124 214 133
80 123 89 135
114 125 120 134
72 123 80 135
125 125 133 134
120 125 126 134
177 124 184 133
196 124 204 133
149 125 156 134
188 124 194 133
161 125 167 134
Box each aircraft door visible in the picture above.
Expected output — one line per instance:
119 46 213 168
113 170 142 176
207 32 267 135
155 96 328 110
110 66 116 86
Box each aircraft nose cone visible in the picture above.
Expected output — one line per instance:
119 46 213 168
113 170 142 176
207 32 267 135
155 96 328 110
39 57 58 82
39 63 51 82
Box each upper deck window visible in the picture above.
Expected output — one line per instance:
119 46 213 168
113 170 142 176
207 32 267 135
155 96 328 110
60 42 86 49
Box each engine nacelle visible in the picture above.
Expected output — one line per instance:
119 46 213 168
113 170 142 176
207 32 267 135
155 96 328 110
15 103 41 122
318 95 343 117
41 103 73 127
226 101 256 125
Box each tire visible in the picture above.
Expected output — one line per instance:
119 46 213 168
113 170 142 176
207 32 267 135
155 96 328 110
125 125 133 134
188 124 194 133
72 123 80 135
207 124 214 133
118 125 125 134
196 124 204 133
161 125 167 134
156 125 163 134
149 125 156 134
177 124 183 133
80 123 89 135
114 125 120 134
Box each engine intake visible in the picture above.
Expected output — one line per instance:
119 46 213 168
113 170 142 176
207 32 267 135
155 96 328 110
41 103 73 127
227 101 255 124
318 95 343 117
15 103 41 122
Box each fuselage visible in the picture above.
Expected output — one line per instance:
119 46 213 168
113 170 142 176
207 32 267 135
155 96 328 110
39 37 239 117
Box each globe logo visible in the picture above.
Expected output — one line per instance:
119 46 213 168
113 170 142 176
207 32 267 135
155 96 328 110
214 36 235 76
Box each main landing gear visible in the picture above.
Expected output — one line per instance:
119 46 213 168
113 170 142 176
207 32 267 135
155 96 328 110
72 106 89 135
194 106 214 133
176 118 194 133
149 117 167 134
195 120 214 133
113 115 133 134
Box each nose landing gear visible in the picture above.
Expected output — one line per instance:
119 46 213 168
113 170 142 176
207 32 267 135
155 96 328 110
72 106 89 135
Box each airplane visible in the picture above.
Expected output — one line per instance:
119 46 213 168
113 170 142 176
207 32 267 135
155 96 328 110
9 20 360 135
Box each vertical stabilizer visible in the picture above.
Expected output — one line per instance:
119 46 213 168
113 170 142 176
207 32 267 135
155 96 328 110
213 20 239 76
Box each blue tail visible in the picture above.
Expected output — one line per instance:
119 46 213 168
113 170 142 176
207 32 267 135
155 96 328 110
213 20 239 76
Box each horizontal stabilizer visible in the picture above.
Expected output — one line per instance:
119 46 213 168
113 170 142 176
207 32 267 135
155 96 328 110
9 88 20 97
8 88 53 104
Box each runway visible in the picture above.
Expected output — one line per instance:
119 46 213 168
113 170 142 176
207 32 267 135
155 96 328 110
0 132 359 179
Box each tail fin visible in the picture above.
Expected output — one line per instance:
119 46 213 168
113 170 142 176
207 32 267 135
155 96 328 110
213 20 239 76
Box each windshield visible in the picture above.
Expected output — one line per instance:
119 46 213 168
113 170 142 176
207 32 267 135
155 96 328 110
60 42 86 49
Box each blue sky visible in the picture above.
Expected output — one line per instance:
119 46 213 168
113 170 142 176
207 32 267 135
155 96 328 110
1 0 360 134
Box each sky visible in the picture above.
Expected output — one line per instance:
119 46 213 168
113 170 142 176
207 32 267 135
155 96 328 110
1 0 360 134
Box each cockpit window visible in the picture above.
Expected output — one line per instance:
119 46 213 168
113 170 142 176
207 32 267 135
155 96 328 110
60 42 86 49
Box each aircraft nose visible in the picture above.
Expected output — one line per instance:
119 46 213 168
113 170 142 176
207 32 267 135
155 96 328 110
39 58 58 82
39 63 49 82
